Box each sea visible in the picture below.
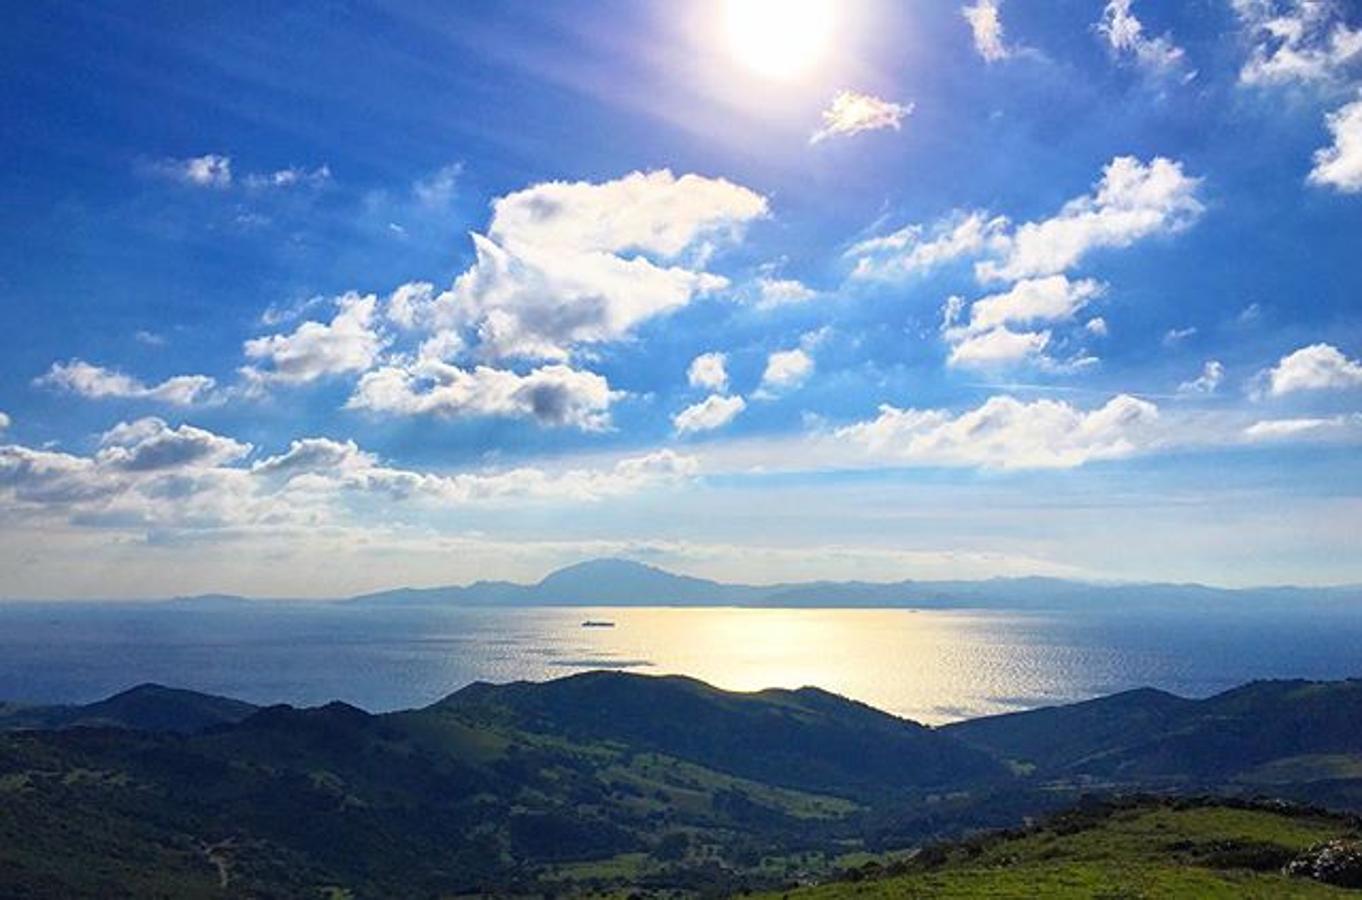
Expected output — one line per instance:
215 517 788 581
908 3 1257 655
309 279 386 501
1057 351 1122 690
1 603 1360 725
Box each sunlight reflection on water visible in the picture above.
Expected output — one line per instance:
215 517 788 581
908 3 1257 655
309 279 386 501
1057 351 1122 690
0 604 1358 724
517 607 1152 723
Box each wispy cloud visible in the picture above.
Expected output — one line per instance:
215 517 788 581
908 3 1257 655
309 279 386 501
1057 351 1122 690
1233 0 1362 87
151 153 233 188
962 0 1013 62
1096 0 1195 81
811 90 913 143
1178 360 1225 395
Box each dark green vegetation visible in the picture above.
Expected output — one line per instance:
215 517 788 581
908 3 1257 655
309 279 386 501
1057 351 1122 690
944 679 1362 809
765 797 1362 898
0 683 257 733
0 673 1008 898
3 674 1362 897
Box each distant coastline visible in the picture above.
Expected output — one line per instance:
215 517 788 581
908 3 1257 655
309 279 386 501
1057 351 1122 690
177 557 1362 612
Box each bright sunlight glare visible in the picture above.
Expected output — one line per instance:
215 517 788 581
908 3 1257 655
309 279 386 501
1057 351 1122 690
723 0 836 80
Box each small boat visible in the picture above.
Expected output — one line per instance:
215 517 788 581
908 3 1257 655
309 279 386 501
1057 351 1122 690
581 620 616 628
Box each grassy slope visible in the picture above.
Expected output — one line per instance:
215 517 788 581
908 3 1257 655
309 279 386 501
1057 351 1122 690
766 801 1359 899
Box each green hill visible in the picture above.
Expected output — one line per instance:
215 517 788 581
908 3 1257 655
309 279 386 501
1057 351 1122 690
765 797 1362 898
0 672 999 897
4 673 1362 896
944 679 1362 804
0 683 258 733
437 671 1004 797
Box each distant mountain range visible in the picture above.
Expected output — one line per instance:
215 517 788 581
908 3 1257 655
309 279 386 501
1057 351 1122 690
332 557 1360 611
4 671 1362 896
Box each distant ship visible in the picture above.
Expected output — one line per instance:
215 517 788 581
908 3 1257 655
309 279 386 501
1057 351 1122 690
581 620 616 628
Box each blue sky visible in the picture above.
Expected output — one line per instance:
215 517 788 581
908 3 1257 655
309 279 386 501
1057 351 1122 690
2 0 1361 598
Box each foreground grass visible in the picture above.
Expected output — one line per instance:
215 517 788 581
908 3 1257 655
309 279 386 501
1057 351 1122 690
763 800 1360 899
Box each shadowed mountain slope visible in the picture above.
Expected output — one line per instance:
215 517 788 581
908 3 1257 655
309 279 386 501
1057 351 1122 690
434 670 1004 795
945 678 1362 782
0 683 258 733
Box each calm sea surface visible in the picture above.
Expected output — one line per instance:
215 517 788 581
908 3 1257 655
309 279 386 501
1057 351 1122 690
1 604 1360 724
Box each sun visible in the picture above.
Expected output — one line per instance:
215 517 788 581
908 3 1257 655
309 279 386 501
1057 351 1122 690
724 0 835 80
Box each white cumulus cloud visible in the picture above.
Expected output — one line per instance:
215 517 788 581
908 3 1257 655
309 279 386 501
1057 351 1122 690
242 292 386 388
687 352 729 392
96 418 251 472
948 327 1051 367
977 156 1204 282
837 394 1161 469
1310 91 1362 193
673 394 746 435
754 277 818 308
811 90 913 143
960 275 1104 333
250 437 376 478
1258 342 1362 396
851 157 1201 287
759 348 814 393
36 360 216 406
0 422 699 538
942 276 1103 369
403 170 765 361
348 361 616 431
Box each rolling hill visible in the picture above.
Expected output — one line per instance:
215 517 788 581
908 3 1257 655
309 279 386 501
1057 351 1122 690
945 678 1362 791
4 673 1362 896
0 683 258 733
436 671 1004 797
0 672 1001 897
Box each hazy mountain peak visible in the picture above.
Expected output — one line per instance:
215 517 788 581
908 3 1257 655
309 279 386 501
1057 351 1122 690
536 557 705 588
532 557 728 604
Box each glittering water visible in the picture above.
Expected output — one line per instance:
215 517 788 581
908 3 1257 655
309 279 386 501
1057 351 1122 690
1 603 1359 724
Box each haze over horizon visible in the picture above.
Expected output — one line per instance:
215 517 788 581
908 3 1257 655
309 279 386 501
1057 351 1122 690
3 1 1362 598
5 556 1361 605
